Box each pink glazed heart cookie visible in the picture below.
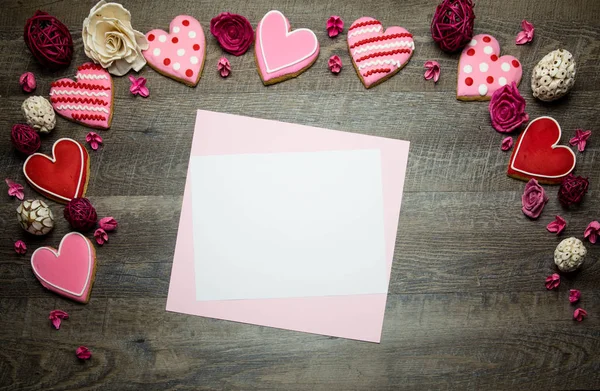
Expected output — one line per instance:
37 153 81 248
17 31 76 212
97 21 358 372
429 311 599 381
457 34 522 101
49 63 113 129
143 15 206 87
255 10 320 85
31 232 97 303
348 17 415 89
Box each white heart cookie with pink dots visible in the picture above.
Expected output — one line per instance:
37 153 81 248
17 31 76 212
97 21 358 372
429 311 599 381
143 15 206 87
457 34 522 101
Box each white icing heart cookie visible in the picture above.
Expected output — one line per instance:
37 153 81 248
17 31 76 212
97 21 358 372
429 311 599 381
457 34 522 101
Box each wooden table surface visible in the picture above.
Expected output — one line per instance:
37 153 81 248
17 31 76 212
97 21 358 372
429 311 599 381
1 0 600 389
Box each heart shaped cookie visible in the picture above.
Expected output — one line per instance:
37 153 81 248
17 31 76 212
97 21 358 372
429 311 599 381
348 17 414 89
23 138 90 203
457 34 522 100
255 10 320 85
31 232 97 303
143 15 206 87
49 63 113 129
508 117 576 184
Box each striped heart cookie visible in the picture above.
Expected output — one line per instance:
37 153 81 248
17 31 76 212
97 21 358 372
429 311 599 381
49 63 114 129
348 17 414 89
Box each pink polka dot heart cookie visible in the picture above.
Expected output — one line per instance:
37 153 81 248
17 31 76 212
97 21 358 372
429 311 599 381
457 34 522 101
143 16 206 87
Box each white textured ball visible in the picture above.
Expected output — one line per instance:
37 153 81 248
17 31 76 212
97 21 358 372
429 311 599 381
21 96 56 134
16 199 55 236
554 237 586 272
531 49 576 102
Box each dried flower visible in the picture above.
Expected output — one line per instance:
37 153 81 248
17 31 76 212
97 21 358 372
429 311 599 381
501 136 513 151
94 228 108 245
569 129 591 152
569 289 581 304
210 13 254 56
423 61 440 83
6 179 24 200
573 308 587 322
14 240 27 255
217 57 231 78
489 82 529 133
521 179 548 219
99 217 118 231
326 16 344 38
86 132 103 151
49 310 69 329
515 20 534 45
584 221 600 244
129 75 149 97
76 346 92 360
19 72 37 92
328 55 342 74
545 273 560 290
546 216 566 235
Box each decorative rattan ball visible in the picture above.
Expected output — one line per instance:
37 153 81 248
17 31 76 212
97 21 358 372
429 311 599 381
17 199 55 236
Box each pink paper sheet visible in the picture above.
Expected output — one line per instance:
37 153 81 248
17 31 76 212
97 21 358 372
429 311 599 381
166 110 410 342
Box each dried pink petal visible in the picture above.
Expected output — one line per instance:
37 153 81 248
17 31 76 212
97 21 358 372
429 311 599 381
501 136 513 151
423 61 440 83
76 346 92 360
584 221 600 244
545 273 560 290
5 178 24 200
99 217 118 231
569 289 581 304
328 55 342 74
569 129 591 152
85 132 103 151
128 75 149 97
573 308 587 322
49 310 69 330
515 20 534 45
217 57 231 78
326 16 344 38
19 72 36 93
546 215 566 235
94 228 108 245
14 240 27 255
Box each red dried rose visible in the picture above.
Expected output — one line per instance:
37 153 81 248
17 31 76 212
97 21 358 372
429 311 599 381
210 13 254 56
489 82 529 133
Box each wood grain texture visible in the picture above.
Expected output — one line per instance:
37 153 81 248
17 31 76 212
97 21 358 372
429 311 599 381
1 0 600 389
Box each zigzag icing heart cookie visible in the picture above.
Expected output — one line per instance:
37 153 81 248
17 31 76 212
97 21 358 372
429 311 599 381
143 15 206 87
457 34 522 100
508 117 576 184
255 10 319 85
348 17 414 89
49 63 113 129
23 138 90 203
31 232 97 303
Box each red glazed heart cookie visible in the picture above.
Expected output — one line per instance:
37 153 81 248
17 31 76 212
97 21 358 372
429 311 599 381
348 17 414 89
49 63 114 129
23 138 90 203
508 117 576 184
143 15 206 87
31 232 97 303
457 34 522 101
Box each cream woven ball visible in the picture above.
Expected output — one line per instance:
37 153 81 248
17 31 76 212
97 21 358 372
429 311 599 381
22 96 56 134
531 49 576 102
17 199 55 236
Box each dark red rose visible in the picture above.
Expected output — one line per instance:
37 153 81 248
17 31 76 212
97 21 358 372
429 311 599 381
210 13 254 56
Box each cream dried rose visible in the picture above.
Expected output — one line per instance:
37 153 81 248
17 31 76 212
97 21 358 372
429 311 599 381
82 0 148 76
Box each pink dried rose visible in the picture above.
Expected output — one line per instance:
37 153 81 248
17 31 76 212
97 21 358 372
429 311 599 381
515 20 534 45
328 55 342 74
545 273 560 290
489 82 529 133
86 132 103 151
14 240 27 255
569 129 591 152
76 346 92 360
210 13 254 56
19 72 36 92
99 217 118 231
217 57 231 78
546 215 566 235
49 310 69 330
569 289 581 304
501 136 513 151
129 75 149 97
326 16 344 38
423 61 440 83
584 221 600 244
573 308 587 322
94 228 108 245
521 179 548 219
5 178 24 200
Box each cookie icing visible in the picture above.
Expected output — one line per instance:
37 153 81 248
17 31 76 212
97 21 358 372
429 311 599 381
255 10 319 84
507 116 576 184
49 63 113 129
143 16 206 87
457 34 522 100
31 232 96 303
23 138 89 203
347 17 414 88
